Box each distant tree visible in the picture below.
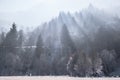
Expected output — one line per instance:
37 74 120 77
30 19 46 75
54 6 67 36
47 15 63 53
0 23 24 75
18 30 24 47
61 24 76 54
67 53 78 76
93 27 118 52
89 51 104 77
0 32 6 75
3 23 18 53
26 32 37 47
60 24 76 74
67 50 104 77
21 48 33 75
35 34 44 58
67 51 92 77
31 34 44 75
0 32 5 44
99 49 117 76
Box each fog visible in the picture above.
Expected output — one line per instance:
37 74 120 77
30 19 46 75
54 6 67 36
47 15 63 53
1 0 120 77
0 0 120 27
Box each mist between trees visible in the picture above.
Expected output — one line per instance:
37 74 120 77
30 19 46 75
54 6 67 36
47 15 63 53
0 7 120 77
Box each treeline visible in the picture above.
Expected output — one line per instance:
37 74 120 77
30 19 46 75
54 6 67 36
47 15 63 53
0 23 120 77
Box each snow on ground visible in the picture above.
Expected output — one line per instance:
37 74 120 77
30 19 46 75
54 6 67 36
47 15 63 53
0 76 120 80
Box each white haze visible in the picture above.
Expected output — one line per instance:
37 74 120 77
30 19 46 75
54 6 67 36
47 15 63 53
0 0 120 27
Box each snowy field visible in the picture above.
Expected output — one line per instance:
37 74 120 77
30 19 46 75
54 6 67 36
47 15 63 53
0 76 120 80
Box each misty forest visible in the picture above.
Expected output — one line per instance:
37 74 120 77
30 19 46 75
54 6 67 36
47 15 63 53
0 6 120 77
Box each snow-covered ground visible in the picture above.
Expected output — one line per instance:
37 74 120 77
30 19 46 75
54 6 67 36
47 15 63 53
0 76 119 80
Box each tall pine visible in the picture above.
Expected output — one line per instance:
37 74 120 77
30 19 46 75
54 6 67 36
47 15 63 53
31 34 44 75
4 23 18 53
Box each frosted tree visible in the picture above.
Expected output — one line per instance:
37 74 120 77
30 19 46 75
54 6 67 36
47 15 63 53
67 51 91 77
3 23 18 53
89 51 104 76
99 49 117 76
60 24 76 74
0 23 24 75
67 50 104 77
31 34 44 75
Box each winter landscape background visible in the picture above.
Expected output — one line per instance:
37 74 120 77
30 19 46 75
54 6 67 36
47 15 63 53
0 0 120 77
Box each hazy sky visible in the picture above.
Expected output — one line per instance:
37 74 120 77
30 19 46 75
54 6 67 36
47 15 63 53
0 0 120 27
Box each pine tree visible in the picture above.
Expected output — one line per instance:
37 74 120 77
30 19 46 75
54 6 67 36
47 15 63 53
59 24 76 74
0 32 5 75
0 32 5 44
3 23 18 53
0 23 22 75
31 34 44 75
61 24 76 54
35 34 44 58
18 30 24 47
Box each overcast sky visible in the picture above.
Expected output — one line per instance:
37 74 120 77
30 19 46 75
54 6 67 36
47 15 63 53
0 0 120 27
